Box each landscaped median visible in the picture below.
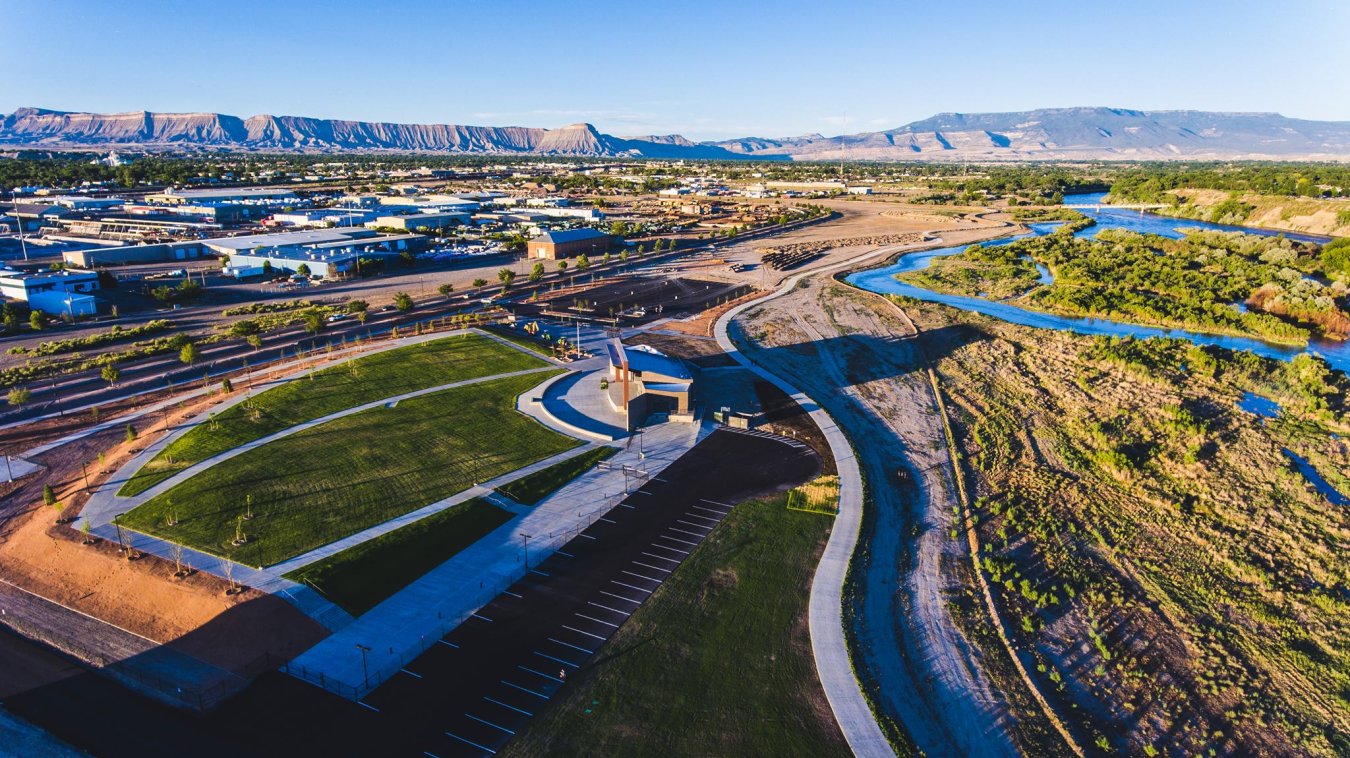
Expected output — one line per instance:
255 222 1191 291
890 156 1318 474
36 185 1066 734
494 446 616 505
118 333 547 497
283 498 514 616
118 370 577 567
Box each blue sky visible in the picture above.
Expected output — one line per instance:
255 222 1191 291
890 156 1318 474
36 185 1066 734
3 0 1347 140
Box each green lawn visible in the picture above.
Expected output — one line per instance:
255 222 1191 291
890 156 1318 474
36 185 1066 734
495 446 617 506
501 494 849 758
283 498 513 616
118 333 547 497
480 324 554 357
120 371 575 567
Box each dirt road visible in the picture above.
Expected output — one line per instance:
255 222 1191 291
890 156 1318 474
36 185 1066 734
733 253 1020 756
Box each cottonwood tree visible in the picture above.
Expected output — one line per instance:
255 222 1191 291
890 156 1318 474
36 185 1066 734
179 342 200 366
102 366 120 387
6 387 30 407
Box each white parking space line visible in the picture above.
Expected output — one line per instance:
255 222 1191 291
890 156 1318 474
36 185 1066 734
580 533 597 540
621 570 664 583
651 542 690 555
576 613 620 628
661 534 700 546
484 697 532 716
641 551 680 563
400 668 422 679
676 520 711 530
547 637 594 654
555 550 574 558
472 614 494 622
668 527 705 538
683 513 719 524
502 590 523 599
358 701 379 712
530 569 550 577
534 651 579 668
598 517 617 524
519 665 565 683
588 601 630 615
438 640 459 648
600 590 643 604
501 680 549 699
618 503 636 509
611 580 653 594
691 504 727 516
445 731 497 754
562 624 608 641
632 561 671 573
700 498 736 509
465 713 515 735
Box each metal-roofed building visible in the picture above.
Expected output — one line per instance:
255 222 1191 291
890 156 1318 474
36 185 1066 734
605 341 694 426
527 228 613 260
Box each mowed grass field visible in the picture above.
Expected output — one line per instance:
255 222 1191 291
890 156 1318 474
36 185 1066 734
119 333 547 496
283 498 514 616
121 371 575 567
495 446 616 505
501 494 849 758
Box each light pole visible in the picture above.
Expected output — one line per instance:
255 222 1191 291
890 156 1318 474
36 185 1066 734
113 513 126 553
355 644 371 688
519 532 533 570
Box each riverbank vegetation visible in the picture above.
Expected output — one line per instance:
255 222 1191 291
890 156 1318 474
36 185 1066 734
900 228 1350 343
900 295 1350 757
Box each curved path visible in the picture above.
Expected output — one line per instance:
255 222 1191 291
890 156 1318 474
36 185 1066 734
714 253 900 758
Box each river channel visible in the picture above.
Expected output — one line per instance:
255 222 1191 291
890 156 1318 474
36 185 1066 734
846 192 1349 374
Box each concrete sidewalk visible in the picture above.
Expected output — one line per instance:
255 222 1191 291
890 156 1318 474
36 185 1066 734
286 415 710 696
713 244 911 758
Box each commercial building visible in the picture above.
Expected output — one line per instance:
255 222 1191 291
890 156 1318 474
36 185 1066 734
209 228 426 278
6 203 72 232
270 209 381 228
145 187 300 206
366 211 471 232
62 241 209 268
526 228 613 260
605 342 694 426
0 267 100 316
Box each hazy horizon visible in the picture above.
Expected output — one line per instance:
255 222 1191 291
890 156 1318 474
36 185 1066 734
3 0 1348 141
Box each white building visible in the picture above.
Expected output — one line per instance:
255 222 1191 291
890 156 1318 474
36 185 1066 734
0 267 100 317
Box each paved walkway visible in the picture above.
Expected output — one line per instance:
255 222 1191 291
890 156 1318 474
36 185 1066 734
287 415 711 696
518 358 628 441
713 243 915 758
69 329 551 632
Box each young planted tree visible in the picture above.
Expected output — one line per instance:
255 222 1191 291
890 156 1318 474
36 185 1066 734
179 341 200 366
247 333 262 351
576 254 590 271
125 424 138 444
393 291 414 312
437 283 454 300
471 277 488 289
170 542 185 577
6 387 30 408
221 377 232 394
301 308 325 335
530 262 545 282
81 519 93 545
101 366 120 387
29 311 46 331
557 260 568 274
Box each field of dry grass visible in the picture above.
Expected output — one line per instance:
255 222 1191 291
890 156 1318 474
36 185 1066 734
896 295 1350 757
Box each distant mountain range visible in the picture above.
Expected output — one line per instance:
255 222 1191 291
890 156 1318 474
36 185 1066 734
4 106 1350 161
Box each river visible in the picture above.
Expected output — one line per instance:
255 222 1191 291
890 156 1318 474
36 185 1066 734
846 192 1350 374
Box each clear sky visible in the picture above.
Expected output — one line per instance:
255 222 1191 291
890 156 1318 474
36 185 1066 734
3 0 1347 141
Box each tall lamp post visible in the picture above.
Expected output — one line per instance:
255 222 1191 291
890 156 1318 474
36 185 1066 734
355 644 371 688
519 532 533 570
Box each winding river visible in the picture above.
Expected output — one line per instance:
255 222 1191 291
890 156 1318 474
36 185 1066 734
847 193 1350 374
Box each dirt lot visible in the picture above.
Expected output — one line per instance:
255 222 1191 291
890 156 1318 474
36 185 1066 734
0 387 327 675
534 273 751 324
